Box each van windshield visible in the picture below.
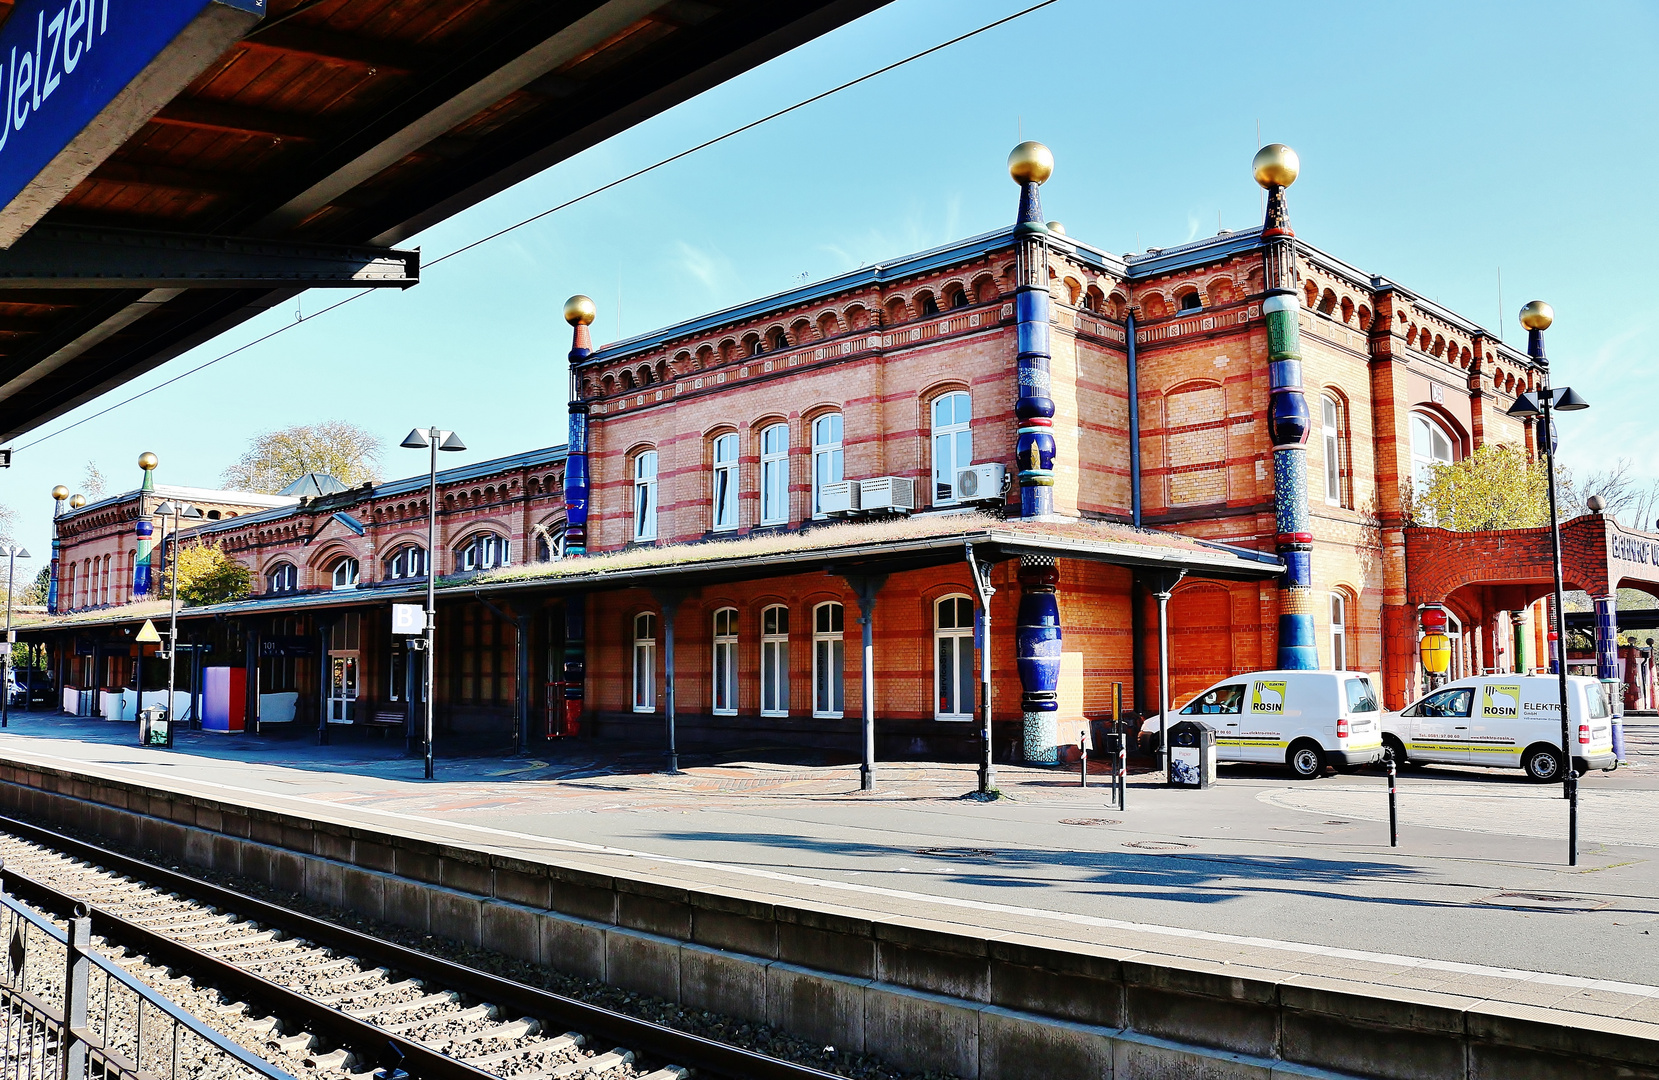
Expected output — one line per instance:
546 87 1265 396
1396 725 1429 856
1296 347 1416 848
1181 684 1245 715
1345 678 1379 713
1585 684 1610 720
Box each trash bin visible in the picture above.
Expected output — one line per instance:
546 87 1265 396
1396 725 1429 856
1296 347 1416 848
139 705 171 748
1167 719 1216 788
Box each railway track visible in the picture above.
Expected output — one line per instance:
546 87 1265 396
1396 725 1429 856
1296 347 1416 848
0 813 841 1080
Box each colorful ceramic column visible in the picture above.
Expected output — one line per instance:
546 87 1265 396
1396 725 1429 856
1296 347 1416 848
133 452 158 599
1009 141 1056 519
561 295 595 736
1007 142 1063 762
48 485 67 612
1254 145 1317 669
1594 594 1626 760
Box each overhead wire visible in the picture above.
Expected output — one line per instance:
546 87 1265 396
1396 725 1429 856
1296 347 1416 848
14 0 1062 453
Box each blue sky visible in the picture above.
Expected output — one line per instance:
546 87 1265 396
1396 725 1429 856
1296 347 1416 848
5 0 1655 569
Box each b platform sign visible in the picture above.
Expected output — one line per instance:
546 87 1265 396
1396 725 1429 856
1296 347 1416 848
0 0 265 246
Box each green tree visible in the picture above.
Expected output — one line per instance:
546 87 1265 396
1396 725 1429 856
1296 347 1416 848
160 541 251 606
1413 443 1550 531
221 420 383 494
17 566 48 606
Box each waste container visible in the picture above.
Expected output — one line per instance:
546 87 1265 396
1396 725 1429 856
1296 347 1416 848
1167 719 1216 788
139 705 172 748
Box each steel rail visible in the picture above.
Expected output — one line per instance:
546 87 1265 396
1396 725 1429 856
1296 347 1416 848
0 812 842 1080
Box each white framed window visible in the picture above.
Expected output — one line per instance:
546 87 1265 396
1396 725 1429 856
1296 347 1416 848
760 424 789 525
386 545 427 580
457 534 509 572
331 557 359 590
813 601 844 718
535 529 564 562
1411 414 1456 521
1322 394 1348 508
934 595 975 720
760 604 789 716
811 413 844 518
633 450 659 541
712 433 738 531
931 392 972 505
633 612 657 712
1330 591 1348 671
267 563 297 594
712 607 738 716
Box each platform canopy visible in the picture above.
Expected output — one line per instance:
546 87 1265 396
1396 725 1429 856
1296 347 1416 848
0 0 889 442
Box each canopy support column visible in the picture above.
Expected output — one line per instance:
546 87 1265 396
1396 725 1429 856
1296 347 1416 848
844 575 887 792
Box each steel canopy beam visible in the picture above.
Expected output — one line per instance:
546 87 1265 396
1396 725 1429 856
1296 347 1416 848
0 224 419 289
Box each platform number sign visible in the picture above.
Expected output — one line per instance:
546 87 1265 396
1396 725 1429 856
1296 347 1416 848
392 604 424 636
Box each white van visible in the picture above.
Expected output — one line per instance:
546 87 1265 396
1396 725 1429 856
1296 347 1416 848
1144 670 1386 779
1382 674 1616 782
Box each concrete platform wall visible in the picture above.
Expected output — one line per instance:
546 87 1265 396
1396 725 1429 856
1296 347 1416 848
0 762 1652 1080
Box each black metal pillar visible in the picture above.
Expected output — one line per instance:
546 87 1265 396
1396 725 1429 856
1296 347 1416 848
844 575 887 792
652 589 688 774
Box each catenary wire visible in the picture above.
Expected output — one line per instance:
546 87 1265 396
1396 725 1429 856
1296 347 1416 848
13 0 1062 453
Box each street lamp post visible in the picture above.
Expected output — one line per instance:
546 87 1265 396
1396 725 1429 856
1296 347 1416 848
152 501 203 743
1506 300 1589 866
0 545 30 728
401 427 467 780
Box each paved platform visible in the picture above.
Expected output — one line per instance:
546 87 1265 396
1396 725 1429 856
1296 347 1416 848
3 711 1659 1030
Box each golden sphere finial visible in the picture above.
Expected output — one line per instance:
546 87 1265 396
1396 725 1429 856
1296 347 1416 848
137 451 158 471
1253 143 1300 189
563 295 596 327
1045 221 1066 235
51 485 68 501
1008 141 1053 185
69 494 86 509
1519 300 1554 331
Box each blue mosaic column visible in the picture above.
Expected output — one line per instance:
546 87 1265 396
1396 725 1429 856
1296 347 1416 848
1017 555 1061 763
133 452 158 599
1008 143 1063 761
560 296 595 736
1254 145 1317 670
47 486 66 612
1594 595 1627 760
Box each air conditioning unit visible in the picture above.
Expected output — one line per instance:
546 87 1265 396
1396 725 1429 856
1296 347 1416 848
954 463 1007 503
818 480 855 516
855 476 914 514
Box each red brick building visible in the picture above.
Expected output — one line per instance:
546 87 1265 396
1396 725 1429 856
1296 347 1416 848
27 143 1602 767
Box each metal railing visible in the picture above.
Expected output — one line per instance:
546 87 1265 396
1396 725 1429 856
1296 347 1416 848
0 875 296 1080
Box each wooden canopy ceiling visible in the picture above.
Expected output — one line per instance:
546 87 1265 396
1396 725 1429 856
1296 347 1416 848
0 0 887 442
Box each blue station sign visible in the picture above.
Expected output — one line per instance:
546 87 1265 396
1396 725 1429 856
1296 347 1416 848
0 0 264 246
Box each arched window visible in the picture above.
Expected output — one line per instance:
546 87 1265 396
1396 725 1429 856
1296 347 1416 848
712 607 738 716
1330 592 1348 671
267 563 295 594
759 424 789 526
385 545 427 580
931 391 972 505
456 534 509 572
331 557 359 591
813 602 844 718
633 450 658 541
947 287 969 310
1178 290 1202 312
633 612 656 712
760 604 789 717
535 528 564 562
935 595 975 720
711 432 738 531
1411 414 1457 518
811 413 843 518
1321 394 1350 508
918 292 940 317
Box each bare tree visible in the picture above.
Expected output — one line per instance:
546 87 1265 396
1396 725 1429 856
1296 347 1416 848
1559 457 1659 529
81 461 106 499
222 421 385 494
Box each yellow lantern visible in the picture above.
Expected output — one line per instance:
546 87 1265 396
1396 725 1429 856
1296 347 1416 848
1419 633 1451 674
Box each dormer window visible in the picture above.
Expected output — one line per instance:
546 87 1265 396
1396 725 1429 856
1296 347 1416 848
268 563 297 594
456 534 510 572
385 545 428 580
331 557 360 591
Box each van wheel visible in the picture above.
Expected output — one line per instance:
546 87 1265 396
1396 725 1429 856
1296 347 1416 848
1522 744 1565 783
1287 740 1326 780
1382 734 1410 767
